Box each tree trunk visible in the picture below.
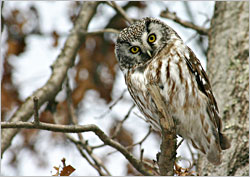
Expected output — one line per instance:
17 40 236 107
197 2 249 176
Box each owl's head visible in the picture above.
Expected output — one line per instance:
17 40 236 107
115 17 179 72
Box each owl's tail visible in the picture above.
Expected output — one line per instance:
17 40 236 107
189 128 230 165
205 132 231 165
219 132 231 150
206 141 222 165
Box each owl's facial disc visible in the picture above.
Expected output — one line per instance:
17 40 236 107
115 17 173 71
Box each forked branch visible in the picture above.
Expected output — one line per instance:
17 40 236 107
160 8 208 35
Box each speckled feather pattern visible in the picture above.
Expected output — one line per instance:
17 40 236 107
118 21 145 42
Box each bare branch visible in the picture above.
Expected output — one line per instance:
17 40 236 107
106 1 134 24
66 134 109 176
95 89 127 119
33 97 39 125
92 103 135 149
160 8 208 35
1 121 153 176
140 149 144 162
64 80 111 176
177 138 184 150
111 104 135 139
81 28 120 36
126 126 152 151
1 1 100 156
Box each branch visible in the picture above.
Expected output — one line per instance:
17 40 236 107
160 8 208 35
81 28 120 36
1 1 100 156
126 126 152 151
64 80 111 176
146 84 176 176
1 121 153 176
95 89 127 119
66 134 109 176
110 104 135 139
33 96 39 125
106 1 134 24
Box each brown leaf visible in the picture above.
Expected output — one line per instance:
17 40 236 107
52 166 60 176
52 158 75 176
60 165 75 176
54 101 70 125
52 30 59 47
7 38 26 56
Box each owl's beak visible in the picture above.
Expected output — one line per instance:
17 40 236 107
147 50 152 57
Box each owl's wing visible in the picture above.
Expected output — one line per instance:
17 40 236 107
184 48 231 150
146 84 175 130
184 48 220 126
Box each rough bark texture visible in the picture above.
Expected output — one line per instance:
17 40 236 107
197 2 249 176
158 128 176 176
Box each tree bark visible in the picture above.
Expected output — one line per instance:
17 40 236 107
197 2 249 176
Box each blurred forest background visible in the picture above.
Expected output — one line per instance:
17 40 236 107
1 1 248 176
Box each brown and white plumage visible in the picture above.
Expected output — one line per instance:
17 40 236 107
115 17 230 165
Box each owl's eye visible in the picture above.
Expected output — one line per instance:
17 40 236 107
147 33 156 44
130 46 140 54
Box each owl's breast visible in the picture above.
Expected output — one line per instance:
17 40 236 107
125 68 162 130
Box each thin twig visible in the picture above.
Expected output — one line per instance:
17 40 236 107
133 112 148 122
33 97 39 124
140 149 144 162
80 28 120 36
106 125 152 154
66 134 108 176
106 1 134 24
65 80 111 176
95 89 127 119
1 121 153 176
109 89 127 110
126 126 152 151
177 138 184 150
160 8 208 35
111 104 135 139
91 103 135 149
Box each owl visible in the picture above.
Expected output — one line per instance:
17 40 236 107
115 17 230 165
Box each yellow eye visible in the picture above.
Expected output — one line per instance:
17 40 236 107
130 46 140 54
148 33 156 43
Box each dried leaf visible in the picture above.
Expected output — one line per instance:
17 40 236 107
60 165 75 176
52 30 59 47
52 166 60 176
52 158 75 176
174 163 198 176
